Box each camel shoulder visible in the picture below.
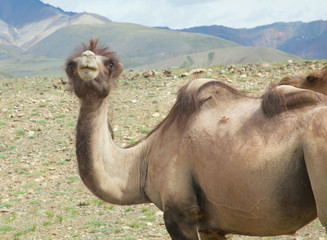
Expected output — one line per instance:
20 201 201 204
262 85 327 117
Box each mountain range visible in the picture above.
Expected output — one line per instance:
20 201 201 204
178 21 327 59
0 0 325 78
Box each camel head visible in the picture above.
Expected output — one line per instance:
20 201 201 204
277 66 327 95
65 38 123 99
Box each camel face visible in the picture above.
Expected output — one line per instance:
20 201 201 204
77 50 100 81
278 66 327 95
65 39 123 99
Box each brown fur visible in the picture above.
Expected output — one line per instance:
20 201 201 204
70 38 115 59
146 80 247 139
277 66 327 95
262 86 323 117
148 80 323 139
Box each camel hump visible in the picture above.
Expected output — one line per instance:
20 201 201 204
179 78 244 114
149 79 243 137
262 85 325 117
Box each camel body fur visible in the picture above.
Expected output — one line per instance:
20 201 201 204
66 39 327 240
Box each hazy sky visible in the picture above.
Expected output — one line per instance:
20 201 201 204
41 0 327 29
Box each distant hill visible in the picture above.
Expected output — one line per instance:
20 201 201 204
140 46 302 69
0 0 111 49
178 21 327 59
26 22 240 67
0 44 22 60
0 0 307 77
0 0 74 28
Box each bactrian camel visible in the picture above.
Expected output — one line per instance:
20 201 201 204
278 66 327 95
65 39 327 240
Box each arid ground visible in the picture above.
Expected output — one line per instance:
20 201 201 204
1 61 327 239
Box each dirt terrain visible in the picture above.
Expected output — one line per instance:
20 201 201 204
1 61 327 239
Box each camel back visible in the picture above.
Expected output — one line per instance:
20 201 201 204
145 79 327 141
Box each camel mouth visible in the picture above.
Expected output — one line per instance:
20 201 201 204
77 50 101 81
78 66 100 81
79 65 98 71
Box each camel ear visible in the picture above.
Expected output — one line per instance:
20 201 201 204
112 62 123 79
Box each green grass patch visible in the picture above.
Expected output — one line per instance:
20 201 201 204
0 203 12 208
77 202 90 207
15 129 25 135
7 145 17 150
1 213 17 224
0 225 15 232
90 226 113 234
42 221 55 226
56 160 68 165
66 176 80 182
104 204 115 210
138 128 150 134
38 119 48 124
125 207 133 212
88 220 107 227
128 221 146 228
129 139 138 145
66 121 75 127
55 114 66 119
13 224 37 238
64 206 79 219
30 200 41 205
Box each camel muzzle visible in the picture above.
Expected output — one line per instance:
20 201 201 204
78 50 100 81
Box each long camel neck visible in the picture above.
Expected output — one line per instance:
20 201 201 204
76 98 151 205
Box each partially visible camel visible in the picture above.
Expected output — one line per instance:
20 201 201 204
65 39 327 240
278 66 327 95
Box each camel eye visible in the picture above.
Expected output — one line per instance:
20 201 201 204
67 61 75 69
105 59 114 69
306 75 317 83
66 60 76 76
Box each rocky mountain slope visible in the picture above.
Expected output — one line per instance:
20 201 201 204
179 20 327 59
0 0 110 49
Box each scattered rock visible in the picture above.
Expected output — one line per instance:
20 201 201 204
181 68 207 78
28 131 35 137
163 69 172 77
61 77 68 85
143 70 156 78
155 211 164 217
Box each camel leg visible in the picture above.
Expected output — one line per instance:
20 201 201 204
163 206 200 240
